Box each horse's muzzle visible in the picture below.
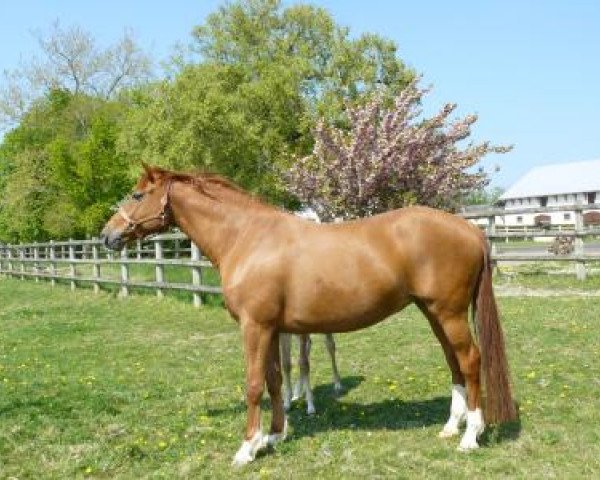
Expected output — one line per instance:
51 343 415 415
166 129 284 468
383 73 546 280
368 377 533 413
100 228 125 251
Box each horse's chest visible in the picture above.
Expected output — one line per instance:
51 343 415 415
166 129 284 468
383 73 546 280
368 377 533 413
221 268 284 322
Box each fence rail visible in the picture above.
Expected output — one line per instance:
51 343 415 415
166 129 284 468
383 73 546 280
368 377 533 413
2 202 600 304
460 202 600 280
0 233 221 306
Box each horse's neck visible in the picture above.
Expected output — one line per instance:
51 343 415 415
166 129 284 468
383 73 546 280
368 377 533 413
168 182 253 268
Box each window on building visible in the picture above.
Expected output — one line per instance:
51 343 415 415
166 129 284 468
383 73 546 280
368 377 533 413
564 213 571 221
588 192 596 204
516 216 523 224
539 196 548 207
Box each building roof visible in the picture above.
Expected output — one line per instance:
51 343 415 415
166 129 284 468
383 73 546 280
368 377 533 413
500 159 600 200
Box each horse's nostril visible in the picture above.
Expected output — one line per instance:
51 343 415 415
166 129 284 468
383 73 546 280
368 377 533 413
99 230 123 250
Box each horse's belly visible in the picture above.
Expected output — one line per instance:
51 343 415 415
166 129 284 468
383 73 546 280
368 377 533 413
282 282 410 334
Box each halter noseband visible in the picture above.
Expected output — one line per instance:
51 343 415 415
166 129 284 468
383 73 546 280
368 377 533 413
118 181 173 234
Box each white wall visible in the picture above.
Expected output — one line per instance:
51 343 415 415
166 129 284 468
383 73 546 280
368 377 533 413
501 191 600 226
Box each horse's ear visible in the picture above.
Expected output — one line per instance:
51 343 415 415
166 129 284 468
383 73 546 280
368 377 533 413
141 162 155 182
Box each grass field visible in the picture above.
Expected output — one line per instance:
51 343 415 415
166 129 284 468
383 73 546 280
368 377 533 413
0 278 599 479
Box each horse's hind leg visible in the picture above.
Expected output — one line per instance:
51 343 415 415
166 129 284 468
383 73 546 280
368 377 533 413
280 333 293 411
418 305 467 438
421 305 484 450
442 314 484 450
324 333 343 393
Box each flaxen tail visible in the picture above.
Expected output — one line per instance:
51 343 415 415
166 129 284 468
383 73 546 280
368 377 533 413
474 245 518 424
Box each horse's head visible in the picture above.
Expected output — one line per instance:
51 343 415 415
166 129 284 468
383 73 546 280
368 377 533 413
100 164 173 250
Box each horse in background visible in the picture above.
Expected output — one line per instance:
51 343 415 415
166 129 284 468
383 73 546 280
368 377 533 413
101 165 517 466
280 332 342 415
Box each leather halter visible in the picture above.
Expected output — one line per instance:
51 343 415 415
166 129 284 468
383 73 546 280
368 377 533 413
118 181 173 234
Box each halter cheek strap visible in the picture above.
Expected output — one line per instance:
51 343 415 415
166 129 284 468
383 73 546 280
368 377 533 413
119 181 173 234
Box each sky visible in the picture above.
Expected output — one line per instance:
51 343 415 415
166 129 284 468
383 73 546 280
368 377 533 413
0 0 598 190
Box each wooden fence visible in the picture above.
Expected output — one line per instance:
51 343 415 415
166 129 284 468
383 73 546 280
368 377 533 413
1 202 600 304
461 202 600 280
0 233 220 307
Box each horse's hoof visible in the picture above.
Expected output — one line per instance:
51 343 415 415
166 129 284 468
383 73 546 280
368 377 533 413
231 451 254 467
265 418 288 446
457 430 481 451
231 431 266 467
457 438 480 452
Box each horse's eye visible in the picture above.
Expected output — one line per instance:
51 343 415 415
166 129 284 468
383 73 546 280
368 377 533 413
132 192 144 201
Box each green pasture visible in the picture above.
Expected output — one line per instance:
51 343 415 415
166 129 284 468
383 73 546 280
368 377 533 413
0 277 599 479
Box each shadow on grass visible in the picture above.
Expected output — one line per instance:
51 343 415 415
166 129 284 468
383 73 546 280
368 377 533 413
287 376 449 439
207 375 521 448
290 377 521 446
479 399 522 446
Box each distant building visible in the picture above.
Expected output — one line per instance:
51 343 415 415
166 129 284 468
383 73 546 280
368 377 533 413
497 159 600 227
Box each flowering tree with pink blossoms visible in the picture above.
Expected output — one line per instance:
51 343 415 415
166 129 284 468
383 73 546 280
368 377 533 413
286 79 510 221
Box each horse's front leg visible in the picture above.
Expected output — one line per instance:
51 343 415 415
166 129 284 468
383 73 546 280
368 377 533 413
232 321 274 467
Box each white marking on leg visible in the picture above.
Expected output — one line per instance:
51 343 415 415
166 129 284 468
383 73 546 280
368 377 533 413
232 430 267 467
292 376 304 401
439 384 467 438
265 416 288 446
305 384 316 415
458 408 485 451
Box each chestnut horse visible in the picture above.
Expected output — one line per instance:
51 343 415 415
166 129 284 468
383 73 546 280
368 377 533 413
101 166 517 466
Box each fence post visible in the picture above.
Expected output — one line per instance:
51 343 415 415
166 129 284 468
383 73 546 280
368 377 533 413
154 239 164 298
33 245 39 282
574 205 586 280
19 244 25 280
136 239 142 260
174 238 180 259
191 242 203 307
7 246 13 275
49 240 56 287
120 246 129 297
69 240 76 291
92 239 100 294
487 215 498 271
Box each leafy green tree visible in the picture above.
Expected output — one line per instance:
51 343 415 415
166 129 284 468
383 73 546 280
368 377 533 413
0 22 151 242
0 90 130 242
121 0 413 203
